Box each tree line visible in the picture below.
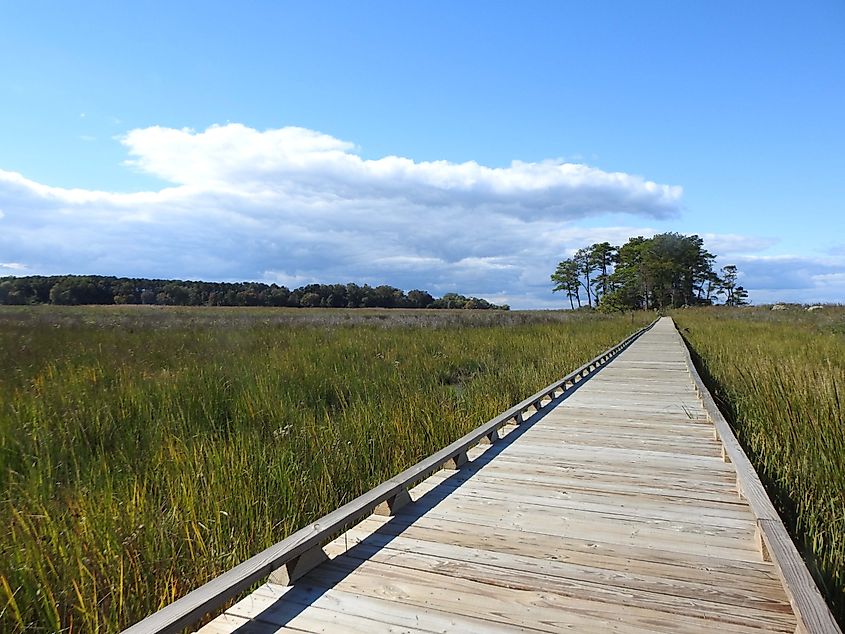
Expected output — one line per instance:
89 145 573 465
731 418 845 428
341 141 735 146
0 276 509 310
551 233 748 311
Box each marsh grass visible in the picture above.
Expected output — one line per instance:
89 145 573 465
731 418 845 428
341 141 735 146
674 305 845 625
0 306 650 632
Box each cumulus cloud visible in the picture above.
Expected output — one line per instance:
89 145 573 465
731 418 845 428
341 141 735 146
727 255 845 304
0 123 691 307
18 125 839 307
118 124 682 220
700 233 777 256
0 262 28 272
813 272 845 287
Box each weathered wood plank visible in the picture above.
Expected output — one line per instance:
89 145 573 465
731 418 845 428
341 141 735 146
422 468 753 515
220 582 521 633
336 513 783 580
416 472 757 524
304 557 791 634
394 494 764 561
464 455 756 499
326 522 791 607
324 534 796 627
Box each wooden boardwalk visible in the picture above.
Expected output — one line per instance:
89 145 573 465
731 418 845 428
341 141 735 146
125 317 839 634
187 317 830 634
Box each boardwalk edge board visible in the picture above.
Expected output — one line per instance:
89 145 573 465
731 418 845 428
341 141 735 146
120 319 659 634
675 320 841 634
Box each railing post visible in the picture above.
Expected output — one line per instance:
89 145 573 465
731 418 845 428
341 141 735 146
479 428 500 444
269 545 328 586
374 488 412 516
443 450 468 470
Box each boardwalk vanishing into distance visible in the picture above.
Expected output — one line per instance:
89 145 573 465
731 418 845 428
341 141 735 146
126 318 840 634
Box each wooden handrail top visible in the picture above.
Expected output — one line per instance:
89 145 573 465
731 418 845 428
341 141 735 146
122 318 657 634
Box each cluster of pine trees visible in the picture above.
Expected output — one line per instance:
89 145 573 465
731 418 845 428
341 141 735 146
551 233 748 310
0 276 509 310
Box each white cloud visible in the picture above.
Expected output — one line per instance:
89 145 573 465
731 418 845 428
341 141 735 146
16 126 837 306
0 123 690 307
726 255 845 304
0 262 28 272
456 257 517 272
117 124 682 219
812 272 845 286
701 232 777 255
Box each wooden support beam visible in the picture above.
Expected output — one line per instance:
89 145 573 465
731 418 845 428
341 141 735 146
374 488 412 516
478 428 500 445
443 451 468 470
268 545 328 586
755 524 771 562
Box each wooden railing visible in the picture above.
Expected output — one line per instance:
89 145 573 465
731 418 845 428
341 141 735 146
676 323 841 634
122 319 657 634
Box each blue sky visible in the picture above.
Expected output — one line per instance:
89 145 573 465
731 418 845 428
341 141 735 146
1 1 843 307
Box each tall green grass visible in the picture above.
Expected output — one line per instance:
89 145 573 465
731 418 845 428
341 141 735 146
674 306 845 625
0 306 650 632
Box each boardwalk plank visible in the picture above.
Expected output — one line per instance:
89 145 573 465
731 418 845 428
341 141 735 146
222 582 523 633
325 522 790 605
417 471 756 522
302 558 790 634
329 514 782 583
325 535 795 626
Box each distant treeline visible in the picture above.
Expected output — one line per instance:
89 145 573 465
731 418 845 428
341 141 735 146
0 275 509 310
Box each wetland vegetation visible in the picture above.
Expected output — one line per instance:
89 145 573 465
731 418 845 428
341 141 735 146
4 303 842 631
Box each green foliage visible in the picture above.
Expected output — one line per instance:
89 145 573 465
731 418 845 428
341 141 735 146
574 247 596 307
552 233 740 311
589 241 616 303
674 306 845 625
550 259 581 309
0 305 650 632
428 292 507 310
0 276 509 310
719 265 749 306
